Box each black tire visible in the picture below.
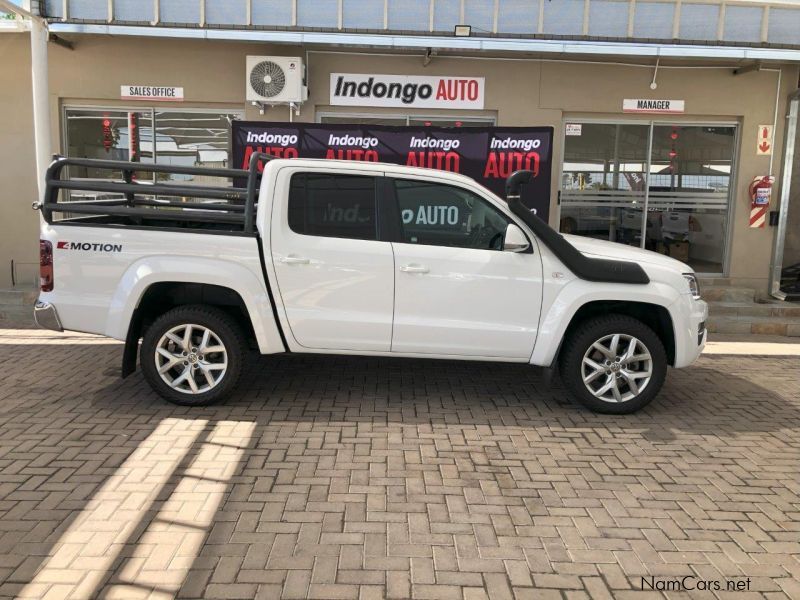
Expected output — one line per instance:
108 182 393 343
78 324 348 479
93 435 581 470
140 305 246 406
558 314 667 414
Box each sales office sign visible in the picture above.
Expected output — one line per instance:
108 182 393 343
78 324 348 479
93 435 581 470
121 85 184 102
330 73 485 109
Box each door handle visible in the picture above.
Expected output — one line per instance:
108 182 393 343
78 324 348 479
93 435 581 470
400 264 429 274
281 255 310 265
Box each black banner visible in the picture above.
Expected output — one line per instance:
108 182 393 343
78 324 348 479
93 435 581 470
232 122 553 221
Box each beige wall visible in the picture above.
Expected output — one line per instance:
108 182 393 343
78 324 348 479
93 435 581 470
0 33 38 289
1 33 797 289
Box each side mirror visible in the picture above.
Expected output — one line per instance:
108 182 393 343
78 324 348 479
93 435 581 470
504 223 530 253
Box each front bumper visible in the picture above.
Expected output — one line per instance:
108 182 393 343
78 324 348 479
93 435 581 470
34 301 64 332
672 296 708 368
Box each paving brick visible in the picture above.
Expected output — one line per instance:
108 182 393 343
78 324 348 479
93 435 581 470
0 331 798 599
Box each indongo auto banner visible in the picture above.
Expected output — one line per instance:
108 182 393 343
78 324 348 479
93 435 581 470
232 122 554 221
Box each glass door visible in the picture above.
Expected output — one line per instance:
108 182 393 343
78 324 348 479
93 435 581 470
561 121 737 274
647 125 736 274
560 124 651 248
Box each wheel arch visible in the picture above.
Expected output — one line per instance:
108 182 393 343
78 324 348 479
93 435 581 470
122 282 261 378
550 300 676 369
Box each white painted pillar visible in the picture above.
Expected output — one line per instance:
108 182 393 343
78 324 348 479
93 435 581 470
30 15 51 202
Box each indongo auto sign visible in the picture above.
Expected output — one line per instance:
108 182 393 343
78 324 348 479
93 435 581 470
330 73 485 109
233 122 553 220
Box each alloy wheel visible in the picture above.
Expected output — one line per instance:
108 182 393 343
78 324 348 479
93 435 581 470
154 324 228 394
581 333 653 403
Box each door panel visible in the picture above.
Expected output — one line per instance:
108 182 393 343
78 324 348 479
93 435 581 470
388 177 543 358
391 244 542 358
270 170 394 351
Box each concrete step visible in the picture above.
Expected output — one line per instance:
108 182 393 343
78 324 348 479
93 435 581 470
702 286 756 303
707 315 800 337
698 277 737 287
0 289 38 306
708 301 800 319
0 304 36 328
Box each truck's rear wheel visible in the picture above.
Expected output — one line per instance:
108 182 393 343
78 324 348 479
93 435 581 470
141 305 246 406
558 314 667 414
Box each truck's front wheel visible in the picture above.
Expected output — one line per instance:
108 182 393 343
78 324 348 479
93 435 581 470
141 305 246 406
559 314 667 414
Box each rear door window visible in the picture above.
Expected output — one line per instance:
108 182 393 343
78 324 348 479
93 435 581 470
288 173 378 240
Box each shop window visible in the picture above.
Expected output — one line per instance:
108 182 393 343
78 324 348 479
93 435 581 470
722 5 763 44
433 0 460 32
543 0 584 36
393 179 509 251
159 0 200 23
115 0 155 22
42 0 63 18
296 0 338 28
252 0 293 26
67 0 106 20
768 8 800 46
343 0 384 29
288 173 378 241
64 110 155 188
588 0 629 38
206 0 248 25
679 3 720 41
408 118 493 128
319 115 496 127
387 2 429 31
497 0 539 35
464 0 495 34
63 108 241 196
561 122 737 274
648 126 735 274
561 124 650 250
633 2 674 39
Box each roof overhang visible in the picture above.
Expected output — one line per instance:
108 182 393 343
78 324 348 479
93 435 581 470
48 23 800 64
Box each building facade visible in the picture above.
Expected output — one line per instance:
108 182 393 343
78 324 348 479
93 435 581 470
2 0 800 295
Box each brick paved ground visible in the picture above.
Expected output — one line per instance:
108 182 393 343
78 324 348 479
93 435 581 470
0 330 798 600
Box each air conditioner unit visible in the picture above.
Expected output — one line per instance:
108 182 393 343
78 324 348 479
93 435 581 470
246 56 306 104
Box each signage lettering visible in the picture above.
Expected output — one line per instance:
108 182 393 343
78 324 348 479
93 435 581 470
121 85 184 102
331 74 485 109
623 99 685 114
233 122 553 221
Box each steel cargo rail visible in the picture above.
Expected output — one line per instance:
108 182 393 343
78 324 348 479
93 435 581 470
41 152 274 234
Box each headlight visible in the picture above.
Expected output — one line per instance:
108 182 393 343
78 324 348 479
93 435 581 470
683 273 701 299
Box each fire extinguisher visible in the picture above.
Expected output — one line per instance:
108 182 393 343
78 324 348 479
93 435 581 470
748 175 773 228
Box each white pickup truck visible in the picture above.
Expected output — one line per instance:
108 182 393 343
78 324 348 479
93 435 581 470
34 154 707 414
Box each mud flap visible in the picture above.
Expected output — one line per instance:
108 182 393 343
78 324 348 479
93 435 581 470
121 311 141 378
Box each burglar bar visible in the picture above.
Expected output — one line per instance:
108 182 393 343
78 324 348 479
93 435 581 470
41 152 274 234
